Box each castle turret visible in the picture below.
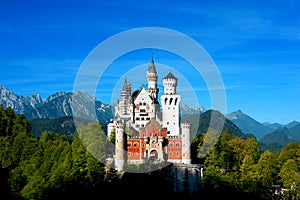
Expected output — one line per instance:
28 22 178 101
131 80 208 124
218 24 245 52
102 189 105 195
119 77 131 117
163 72 177 94
181 122 191 164
114 120 127 171
161 72 181 136
146 57 159 99
107 119 115 140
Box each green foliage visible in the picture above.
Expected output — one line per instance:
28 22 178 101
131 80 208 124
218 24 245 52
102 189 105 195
77 122 108 162
198 128 221 160
0 105 30 137
200 128 299 199
0 107 110 199
1 106 300 199
29 116 93 140
109 130 116 144
279 159 300 190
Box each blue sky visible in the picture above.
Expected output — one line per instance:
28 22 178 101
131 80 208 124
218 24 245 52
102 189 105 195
0 0 299 124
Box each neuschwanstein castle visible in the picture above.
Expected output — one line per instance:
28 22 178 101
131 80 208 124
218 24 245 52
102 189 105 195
107 57 191 171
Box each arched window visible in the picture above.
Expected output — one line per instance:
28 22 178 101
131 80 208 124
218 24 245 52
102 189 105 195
170 98 173 105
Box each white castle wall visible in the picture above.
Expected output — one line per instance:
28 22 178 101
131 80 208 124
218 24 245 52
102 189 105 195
161 94 181 136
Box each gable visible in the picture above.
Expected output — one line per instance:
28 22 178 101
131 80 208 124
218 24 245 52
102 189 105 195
133 87 153 105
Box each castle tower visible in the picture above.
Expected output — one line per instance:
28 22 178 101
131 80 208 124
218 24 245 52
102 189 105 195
161 72 181 136
119 77 131 117
107 119 115 140
146 57 159 99
114 120 127 171
181 122 191 164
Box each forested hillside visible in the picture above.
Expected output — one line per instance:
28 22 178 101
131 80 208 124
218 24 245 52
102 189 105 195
29 116 94 139
0 105 299 199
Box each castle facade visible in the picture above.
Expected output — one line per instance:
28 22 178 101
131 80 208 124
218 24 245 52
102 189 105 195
107 57 191 171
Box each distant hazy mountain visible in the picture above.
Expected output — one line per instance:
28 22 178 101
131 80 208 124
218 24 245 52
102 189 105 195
259 123 300 151
287 123 300 141
180 103 205 115
285 120 300 128
0 86 114 125
182 109 254 140
226 110 273 140
260 127 292 144
262 122 283 130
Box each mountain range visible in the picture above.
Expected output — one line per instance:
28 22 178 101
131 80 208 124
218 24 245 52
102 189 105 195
226 110 300 139
1 85 299 150
0 85 114 125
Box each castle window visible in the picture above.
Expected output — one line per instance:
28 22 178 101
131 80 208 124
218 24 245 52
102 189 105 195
170 152 173 156
136 117 140 120
176 152 179 156
170 98 173 105
175 98 178 105
176 143 180 147
167 122 169 125
127 143 132 147
134 142 138 148
140 109 146 112
143 102 146 106
128 152 131 156
146 117 150 120
170 143 173 147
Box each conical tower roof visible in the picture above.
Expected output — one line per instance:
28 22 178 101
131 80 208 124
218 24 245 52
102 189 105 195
164 72 177 80
147 56 157 74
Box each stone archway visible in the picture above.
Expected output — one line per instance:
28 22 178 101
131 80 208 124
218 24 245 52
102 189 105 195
149 149 158 160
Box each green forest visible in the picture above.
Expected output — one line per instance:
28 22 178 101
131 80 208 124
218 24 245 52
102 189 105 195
0 106 299 200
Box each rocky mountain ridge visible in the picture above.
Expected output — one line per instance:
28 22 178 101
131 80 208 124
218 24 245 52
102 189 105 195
0 85 200 125
0 86 114 125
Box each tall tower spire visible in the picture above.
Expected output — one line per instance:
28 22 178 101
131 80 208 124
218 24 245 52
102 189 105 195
146 56 159 99
118 76 131 117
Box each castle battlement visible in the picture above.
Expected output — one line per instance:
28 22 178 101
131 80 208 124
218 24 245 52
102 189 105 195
181 122 191 129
